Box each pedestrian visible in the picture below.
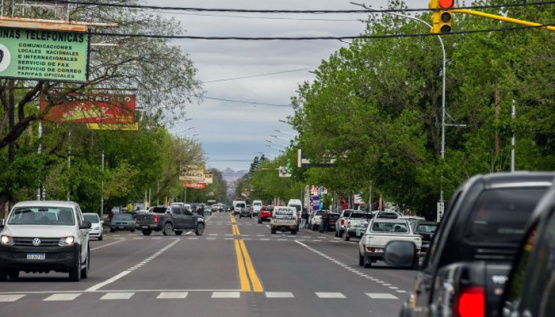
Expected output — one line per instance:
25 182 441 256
300 208 309 229
320 210 329 233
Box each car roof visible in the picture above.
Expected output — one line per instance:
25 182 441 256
371 218 409 223
83 212 100 216
473 172 554 190
13 200 79 208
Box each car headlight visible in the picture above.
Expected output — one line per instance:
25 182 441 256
59 236 75 246
1 235 14 246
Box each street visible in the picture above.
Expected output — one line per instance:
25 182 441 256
0 212 416 317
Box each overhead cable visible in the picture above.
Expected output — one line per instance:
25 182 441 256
89 24 555 41
53 1 555 13
204 67 314 83
203 96 291 107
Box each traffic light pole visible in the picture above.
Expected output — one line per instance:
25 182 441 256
452 9 555 32
351 2 447 207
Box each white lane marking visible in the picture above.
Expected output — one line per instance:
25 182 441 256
90 239 125 251
0 295 25 302
225 238 234 240
265 292 294 298
256 234 265 237
389 287 399 290
100 292 134 300
87 239 180 292
260 238 270 241
185 231 193 235
265 225 270 229
207 237 216 240
225 234 234 236
212 292 240 298
188 237 199 240
396 290 407 293
366 293 398 299
383 283 391 286
157 292 188 299
242 234 250 237
133 237 144 240
43 293 82 301
153 237 162 240
315 292 346 299
209 234 219 236
278 239 286 241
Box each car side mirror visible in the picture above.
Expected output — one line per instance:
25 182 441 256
80 220 92 229
383 241 417 268
100 220 104 225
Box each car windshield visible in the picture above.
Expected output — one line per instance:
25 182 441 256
114 214 133 221
465 187 547 243
8 207 75 226
83 214 100 223
371 221 409 233
237 203 246 208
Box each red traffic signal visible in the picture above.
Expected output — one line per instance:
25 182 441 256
438 0 454 9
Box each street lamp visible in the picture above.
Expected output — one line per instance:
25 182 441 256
274 129 296 136
266 139 288 147
266 144 284 152
271 134 290 142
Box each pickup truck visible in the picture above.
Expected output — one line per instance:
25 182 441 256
358 218 422 268
136 205 205 236
270 206 298 235
382 172 554 317
343 211 372 241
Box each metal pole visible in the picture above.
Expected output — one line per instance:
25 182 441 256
100 151 104 215
67 129 71 201
37 105 42 201
156 180 160 205
511 102 516 172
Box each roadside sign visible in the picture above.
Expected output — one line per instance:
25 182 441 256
437 201 445 222
0 27 89 82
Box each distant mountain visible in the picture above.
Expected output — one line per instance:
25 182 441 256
220 168 247 200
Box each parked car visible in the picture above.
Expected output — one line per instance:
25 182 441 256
343 211 373 241
501 184 555 317
110 213 135 232
83 213 104 241
257 205 273 223
381 172 554 317
309 210 323 231
411 220 438 254
335 209 354 237
358 218 422 268
0 200 91 281
328 212 340 231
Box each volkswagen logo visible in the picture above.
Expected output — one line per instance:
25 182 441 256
32 238 41 246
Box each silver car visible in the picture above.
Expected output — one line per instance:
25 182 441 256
83 213 104 241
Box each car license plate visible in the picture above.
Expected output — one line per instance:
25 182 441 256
119 226 124 229
375 248 383 252
27 253 45 260
142 226 149 229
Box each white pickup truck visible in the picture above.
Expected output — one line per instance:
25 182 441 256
358 218 422 268
270 206 298 235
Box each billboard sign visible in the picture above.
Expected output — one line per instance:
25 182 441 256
201 173 213 184
184 181 206 189
179 164 204 181
0 27 89 82
40 94 135 124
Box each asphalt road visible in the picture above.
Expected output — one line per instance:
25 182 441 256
0 212 417 317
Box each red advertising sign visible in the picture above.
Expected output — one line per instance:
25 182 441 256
184 181 206 189
40 93 135 124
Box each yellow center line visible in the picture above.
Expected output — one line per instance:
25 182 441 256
239 240 263 292
234 239 251 292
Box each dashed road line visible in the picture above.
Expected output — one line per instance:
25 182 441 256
90 239 125 251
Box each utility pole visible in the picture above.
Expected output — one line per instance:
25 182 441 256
100 151 104 215
511 101 516 172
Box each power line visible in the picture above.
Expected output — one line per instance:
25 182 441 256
203 67 314 83
147 10 363 22
203 96 291 107
54 1 555 13
90 24 555 41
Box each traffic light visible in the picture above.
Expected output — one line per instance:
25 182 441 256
429 0 453 33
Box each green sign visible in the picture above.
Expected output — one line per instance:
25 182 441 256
0 27 89 82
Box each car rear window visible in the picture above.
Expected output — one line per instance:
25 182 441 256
84 214 100 223
274 208 295 219
350 212 371 219
372 221 409 233
329 214 340 219
416 224 437 233
465 188 548 243
151 207 168 214
236 203 246 208
114 214 133 221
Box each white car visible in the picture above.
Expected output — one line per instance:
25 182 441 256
83 213 104 241
252 200 263 216
0 201 92 281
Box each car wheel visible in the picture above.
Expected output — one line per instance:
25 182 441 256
81 247 90 279
359 253 364 266
175 231 183 235
291 230 297 235
195 222 205 236
343 231 350 241
7 269 19 280
0 269 8 281
363 256 372 268
131 228 135 233
258 218 262 224
110 228 115 232
271 228 276 234
142 229 152 236
98 234 103 241
163 222 173 235
69 253 81 282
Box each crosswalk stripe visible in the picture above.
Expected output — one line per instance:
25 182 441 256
43 293 82 301
265 292 294 298
0 295 25 302
211 292 240 298
100 293 134 300
157 292 188 299
315 292 346 299
366 293 398 299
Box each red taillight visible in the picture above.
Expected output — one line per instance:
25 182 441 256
456 286 485 317
341 219 345 226
347 221 351 227
154 215 159 223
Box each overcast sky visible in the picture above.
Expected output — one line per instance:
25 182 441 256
146 0 429 171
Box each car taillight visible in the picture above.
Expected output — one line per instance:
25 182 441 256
154 215 159 223
341 219 344 226
347 221 351 227
455 286 485 317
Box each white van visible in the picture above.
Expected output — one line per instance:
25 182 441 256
252 200 263 216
